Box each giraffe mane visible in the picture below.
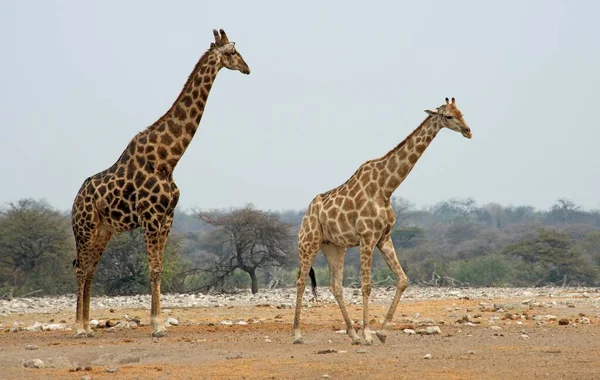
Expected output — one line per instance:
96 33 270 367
151 47 215 127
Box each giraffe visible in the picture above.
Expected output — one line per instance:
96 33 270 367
71 29 250 338
292 98 472 345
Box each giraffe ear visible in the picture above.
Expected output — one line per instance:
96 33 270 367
425 109 438 116
220 42 236 54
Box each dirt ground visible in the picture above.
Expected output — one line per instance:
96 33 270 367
1 293 599 380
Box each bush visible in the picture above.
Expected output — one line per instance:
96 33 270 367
449 254 514 286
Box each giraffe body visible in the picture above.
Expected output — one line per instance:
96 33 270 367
293 98 472 345
71 29 250 338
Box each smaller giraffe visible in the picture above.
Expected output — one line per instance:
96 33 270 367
293 98 472 345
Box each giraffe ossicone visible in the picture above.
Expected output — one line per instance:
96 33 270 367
71 28 250 338
292 98 472 345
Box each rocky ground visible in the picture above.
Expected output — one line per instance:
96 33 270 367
1 287 599 379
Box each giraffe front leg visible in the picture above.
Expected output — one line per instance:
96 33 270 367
322 244 360 345
149 268 167 337
359 241 375 345
375 237 408 344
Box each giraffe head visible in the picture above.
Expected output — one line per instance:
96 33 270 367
425 97 472 139
210 29 251 75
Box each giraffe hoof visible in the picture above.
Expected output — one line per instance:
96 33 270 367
293 338 305 344
151 329 168 338
75 331 90 338
363 339 374 346
376 331 387 343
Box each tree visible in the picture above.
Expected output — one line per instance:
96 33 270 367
0 199 73 294
94 230 188 296
501 228 598 285
391 226 425 249
195 206 295 294
548 198 581 225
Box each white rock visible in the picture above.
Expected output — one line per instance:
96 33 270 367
10 321 20 332
520 334 530 340
89 320 99 329
322 375 330 378
424 353 432 359
578 317 591 324
165 317 179 326
220 320 233 325
42 323 68 331
235 320 248 325
335 329 346 334
23 359 44 368
490 326 502 331
403 329 416 335
417 326 441 335
25 322 43 331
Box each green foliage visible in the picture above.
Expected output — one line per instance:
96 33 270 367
94 230 189 296
501 228 598 285
391 226 425 249
0 199 74 295
194 206 295 294
449 254 514 286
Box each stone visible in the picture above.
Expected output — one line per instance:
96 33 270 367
24 359 45 369
10 321 20 333
80 376 92 380
356 349 368 354
416 326 442 335
105 367 119 373
25 344 38 350
89 320 99 329
479 303 495 312
42 323 68 331
25 322 43 331
520 334 530 340
490 326 502 331
423 353 432 359
220 320 233 325
558 319 569 326
165 317 179 326
403 329 416 335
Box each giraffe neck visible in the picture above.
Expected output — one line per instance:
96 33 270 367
120 48 223 173
379 116 442 200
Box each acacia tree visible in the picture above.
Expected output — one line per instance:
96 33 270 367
0 199 73 294
94 230 188 295
196 206 295 294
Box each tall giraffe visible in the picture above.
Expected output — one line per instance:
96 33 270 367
292 98 472 345
71 29 250 338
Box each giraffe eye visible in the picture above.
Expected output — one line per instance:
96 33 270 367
445 115 453 120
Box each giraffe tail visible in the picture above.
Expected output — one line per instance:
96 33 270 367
309 267 317 299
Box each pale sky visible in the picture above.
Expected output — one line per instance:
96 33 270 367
1 0 599 213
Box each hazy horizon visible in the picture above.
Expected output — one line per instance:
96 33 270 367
1 1 599 213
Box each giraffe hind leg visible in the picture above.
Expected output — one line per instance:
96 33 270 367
292 245 319 344
74 227 111 337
